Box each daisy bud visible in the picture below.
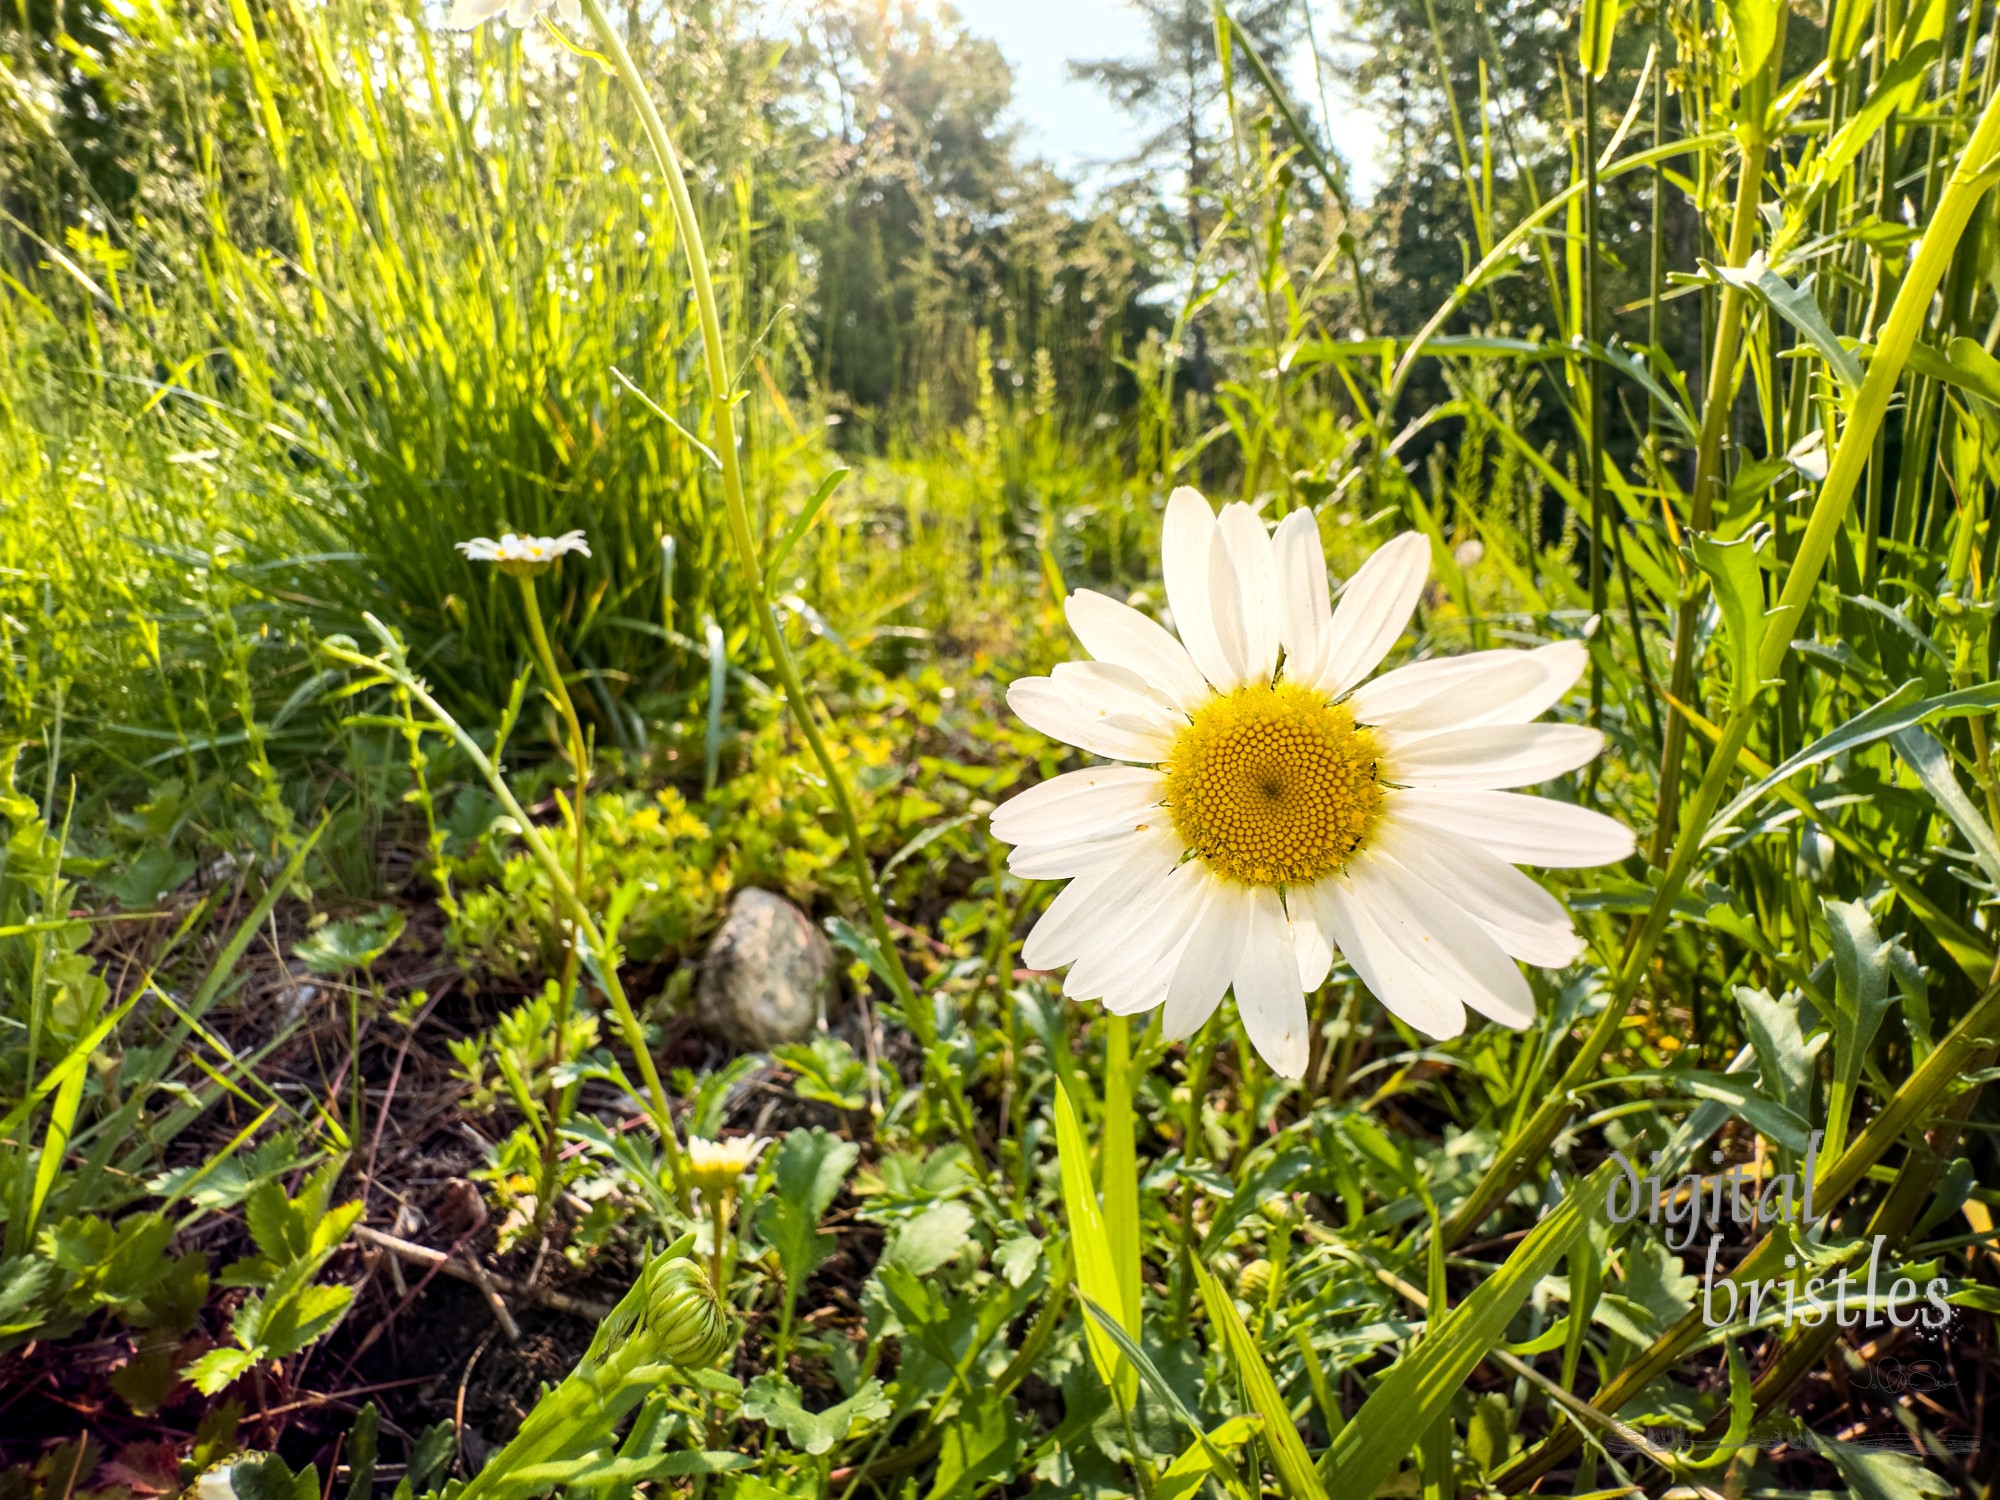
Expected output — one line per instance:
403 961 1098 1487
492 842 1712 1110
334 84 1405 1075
1237 1258 1274 1303
1259 1195 1303 1228
646 1259 732 1368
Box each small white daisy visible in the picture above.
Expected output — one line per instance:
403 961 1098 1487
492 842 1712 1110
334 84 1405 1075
456 530 590 578
447 0 578 29
684 1134 769 1198
993 487 1635 1078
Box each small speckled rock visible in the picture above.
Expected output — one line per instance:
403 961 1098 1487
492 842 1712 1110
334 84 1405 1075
696 888 833 1050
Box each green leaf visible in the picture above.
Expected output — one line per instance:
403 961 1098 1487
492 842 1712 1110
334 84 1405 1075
229 1455 320 1500
1891 729 2000 889
1681 1337 1755 1469
1079 1296 1204 1435
1723 0 1778 78
925 1383 1021 1500
1713 255 1864 392
883 1202 974 1277
507 1451 751 1488
993 1234 1041 1288
772 1035 869 1112
1157 1416 1259 1500
186 1346 259 1396
1816 42 1943 185
767 468 849 579
1100 1017 1142 1334
1687 530 1769 708
1824 899 1897 1157
1664 1069 1814 1153
1322 1162 1616 1497
1579 0 1621 78
1735 987 1825 1123
106 846 197 909
1054 1082 1137 1409
294 909 405 975
1191 1260 1328 1500
741 1374 890 1456
757 1128 859 1294
1706 679 2000 837
1810 1435 1954 1498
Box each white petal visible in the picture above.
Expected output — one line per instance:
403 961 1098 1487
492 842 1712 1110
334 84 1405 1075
1007 677 1176 763
556 0 580 21
1010 822 1170 880
1304 876 1466 1038
1051 660 1183 725
1273 509 1333 683
1392 788 1637 867
1233 886 1310 1078
989 766 1166 847
1314 532 1431 698
1162 487 1237 691
1362 641 1591 736
447 0 508 23
1204 524 1253 687
1020 873 1119 972
1291 890 1334 990
1066 591 1211 710
1523 640 1588 709
1019 829 1182 970
1066 859 1209 1005
1162 877 1244 1039
1345 849 1536 1027
1217 503 1282 684
1383 723 1605 790
1375 817 1583 967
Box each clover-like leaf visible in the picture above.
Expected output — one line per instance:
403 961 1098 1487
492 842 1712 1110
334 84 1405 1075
741 1374 890 1456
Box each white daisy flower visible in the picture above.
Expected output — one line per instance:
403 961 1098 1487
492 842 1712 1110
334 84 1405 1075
684 1133 769 1198
456 530 590 577
993 487 1635 1079
447 0 579 29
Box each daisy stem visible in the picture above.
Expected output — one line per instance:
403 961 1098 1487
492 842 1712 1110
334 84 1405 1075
325 621 691 1209
578 0 984 1166
709 1190 731 1306
515 573 590 1236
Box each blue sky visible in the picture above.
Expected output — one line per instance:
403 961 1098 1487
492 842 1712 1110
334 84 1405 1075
949 0 1385 199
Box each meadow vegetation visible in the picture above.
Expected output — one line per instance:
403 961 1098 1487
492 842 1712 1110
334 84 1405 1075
4 0 2000 1494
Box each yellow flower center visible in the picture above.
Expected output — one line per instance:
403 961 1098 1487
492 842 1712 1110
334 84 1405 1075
1164 681 1383 887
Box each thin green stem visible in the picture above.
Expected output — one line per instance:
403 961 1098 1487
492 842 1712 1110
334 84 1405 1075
324 622 689 1208
516 574 591 1237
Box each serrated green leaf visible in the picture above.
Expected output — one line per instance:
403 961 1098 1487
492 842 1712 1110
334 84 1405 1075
741 1374 890 1456
1714 256 1864 391
758 1127 859 1296
883 1202 974 1277
1735 987 1825 1122
1688 530 1769 708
